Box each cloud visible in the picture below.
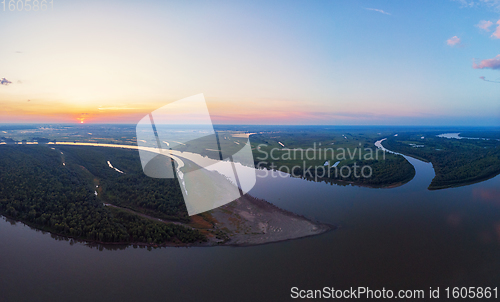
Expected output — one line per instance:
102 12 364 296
454 0 475 8
364 8 391 15
479 76 500 82
476 20 494 31
0 78 12 86
473 54 500 69
455 0 500 11
447 36 462 46
480 0 500 12
98 106 139 111
492 20 500 39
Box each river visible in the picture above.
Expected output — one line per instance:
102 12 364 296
1 140 500 301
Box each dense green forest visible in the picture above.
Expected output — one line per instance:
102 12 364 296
459 130 500 140
250 130 415 187
58 146 190 222
384 133 500 189
0 145 206 245
257 154 415 186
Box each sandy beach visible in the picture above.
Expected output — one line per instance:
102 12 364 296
202 194 334 246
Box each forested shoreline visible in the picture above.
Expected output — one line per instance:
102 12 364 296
384 133 500 189
0 145 206 245
250 130 416 187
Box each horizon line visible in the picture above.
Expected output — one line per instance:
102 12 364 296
0 123 499 128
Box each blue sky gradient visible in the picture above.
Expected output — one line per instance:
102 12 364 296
0 0 499 125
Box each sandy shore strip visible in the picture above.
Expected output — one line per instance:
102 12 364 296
92 193 334 247
204 194 334 246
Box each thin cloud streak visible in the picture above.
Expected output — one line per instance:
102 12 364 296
454 0 475 8
98 107 140 111
364 8 391 15
479 76 500 83
454 0 500 12
480 0 500 12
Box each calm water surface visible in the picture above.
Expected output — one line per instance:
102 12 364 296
1 144 500 301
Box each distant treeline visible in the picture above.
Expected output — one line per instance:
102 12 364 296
249 130 417 187
459 130 500 140
0 124 39 131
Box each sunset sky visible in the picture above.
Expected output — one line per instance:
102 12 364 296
1 0 499 125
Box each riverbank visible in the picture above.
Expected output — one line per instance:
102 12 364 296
0 143 335 249
0 192 334 249
95 193 335 247
380 135 500 190
207 194 334 246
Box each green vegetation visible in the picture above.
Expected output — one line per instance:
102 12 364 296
58 146 190 222
384 132 500 189
1 124 138 145
3 124 499 244
110 207 205 244
0 145 206 245
0 124 38 131
459 130 500 140
249 128 415 187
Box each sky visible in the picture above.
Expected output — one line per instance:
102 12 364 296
0 0 499 126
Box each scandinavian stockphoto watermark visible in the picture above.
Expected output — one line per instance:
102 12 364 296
135 94 257 216
254 143 386 181
135 94 386 215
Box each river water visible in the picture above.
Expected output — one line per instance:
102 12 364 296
1 141 500 301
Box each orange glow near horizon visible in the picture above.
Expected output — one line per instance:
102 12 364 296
0 96 497 125
76 116 87 124
0 102 471 125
